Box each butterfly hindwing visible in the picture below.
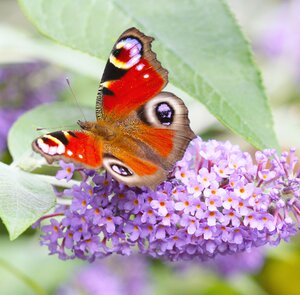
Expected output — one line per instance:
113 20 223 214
96 27 168 119
102 92 195 189
135 92 196 169
32 131 103 169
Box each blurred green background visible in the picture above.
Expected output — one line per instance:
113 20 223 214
1 0 300 294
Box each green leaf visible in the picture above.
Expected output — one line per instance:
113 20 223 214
0 162 56 240
7 102 94 164
18 0 279 150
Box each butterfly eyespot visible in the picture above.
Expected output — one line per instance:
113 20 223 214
155 102 174 126
36 134 66 155
111 164 133 176
103 156 138 186
110 37 143 70
113 48 122 57
138 93 186 128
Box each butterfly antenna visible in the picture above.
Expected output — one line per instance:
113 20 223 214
36 125 76 131
66 77 87 122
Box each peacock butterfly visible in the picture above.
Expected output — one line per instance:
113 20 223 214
32 28 196 189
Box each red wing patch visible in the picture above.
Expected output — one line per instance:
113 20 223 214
32 131 103 169
135 125 174 158
103 58 166 117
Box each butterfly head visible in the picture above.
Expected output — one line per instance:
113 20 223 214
78 120 115 141
77 120 94 131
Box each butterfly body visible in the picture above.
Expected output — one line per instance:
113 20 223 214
33 28 195 189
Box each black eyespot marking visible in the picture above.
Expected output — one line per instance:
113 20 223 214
102 87 114 96
101 62 127 83
69 131 78 138
41 137 51 144
113 48 122 57
51 131 69 145
111 164 133 176
155 102 174 126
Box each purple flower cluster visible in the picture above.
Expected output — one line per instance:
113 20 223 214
0 61 64 153
57 255 151 295
40 137 300 262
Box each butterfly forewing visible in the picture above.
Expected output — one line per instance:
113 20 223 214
96 28 168 119
32 131 103 168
